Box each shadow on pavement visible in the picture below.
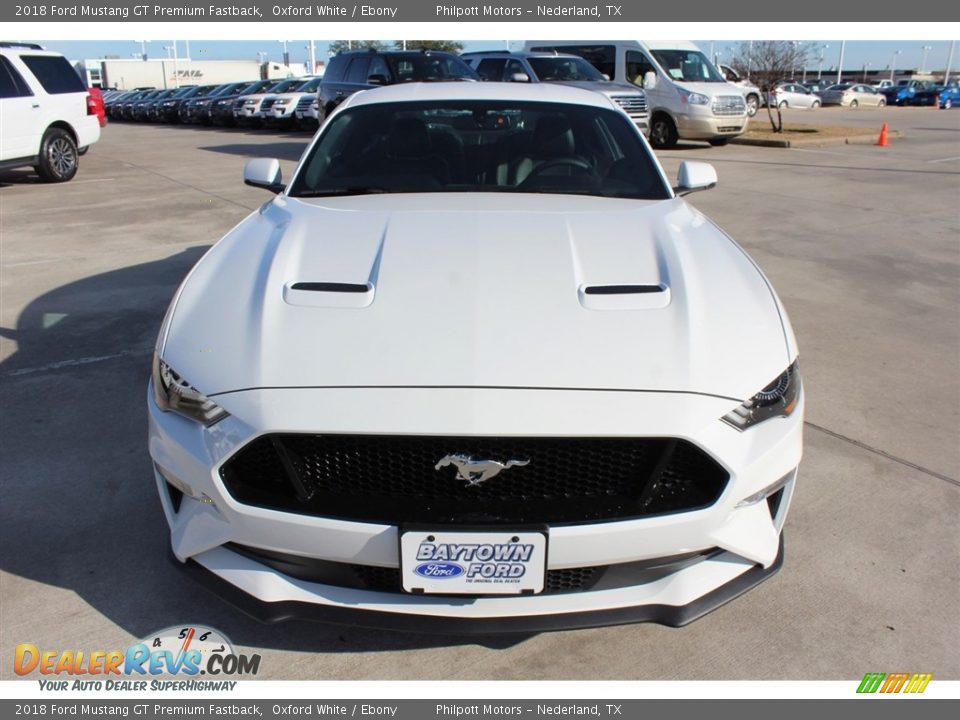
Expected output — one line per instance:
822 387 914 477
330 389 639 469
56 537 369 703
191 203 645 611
0 248 528 654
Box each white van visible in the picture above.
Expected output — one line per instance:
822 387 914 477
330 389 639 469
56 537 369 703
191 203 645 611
524 41 748 148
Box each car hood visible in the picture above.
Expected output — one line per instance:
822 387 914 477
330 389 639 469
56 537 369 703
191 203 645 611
162 194 792 399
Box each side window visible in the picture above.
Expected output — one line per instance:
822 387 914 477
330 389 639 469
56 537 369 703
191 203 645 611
476 58 506 82
504 59 526 81
324 57 347 83
346 57 371 84
367 56 389 82
20 55 86 94
0 56 34 98
625 51 656 87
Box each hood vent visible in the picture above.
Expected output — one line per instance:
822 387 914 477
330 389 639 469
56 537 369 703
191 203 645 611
290 282 370 293
578 283 671 311
283 281 375 308
583 284 664 295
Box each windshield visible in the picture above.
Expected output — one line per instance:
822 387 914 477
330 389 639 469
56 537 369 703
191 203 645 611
650 50 725 83
528 57 606 82
268 79 303 93
289 100 670 200
385 54 478 82
296 77 323 92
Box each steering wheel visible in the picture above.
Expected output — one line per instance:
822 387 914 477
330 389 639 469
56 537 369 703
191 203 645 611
523 158 595 181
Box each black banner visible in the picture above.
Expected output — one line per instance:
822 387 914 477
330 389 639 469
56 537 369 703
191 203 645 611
5 0 959 22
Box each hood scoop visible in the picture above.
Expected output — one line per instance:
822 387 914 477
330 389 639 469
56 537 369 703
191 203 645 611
578 283 671 311
284 281 375 308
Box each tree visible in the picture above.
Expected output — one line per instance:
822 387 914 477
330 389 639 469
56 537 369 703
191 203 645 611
727 41 812 132
393 40 464 53
327 40 388 55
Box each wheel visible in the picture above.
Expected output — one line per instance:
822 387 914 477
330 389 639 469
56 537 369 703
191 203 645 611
745 95 759 117
942 98 952 109
811 100 821 109
878 98 887 107
708 138 729 147
649 115 678 149
850 99 859 109
78 146 88 156
778 100 788 109
36 128 78 183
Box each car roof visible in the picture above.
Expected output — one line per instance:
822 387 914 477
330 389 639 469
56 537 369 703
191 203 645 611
341 81 616 110
463 51 588 60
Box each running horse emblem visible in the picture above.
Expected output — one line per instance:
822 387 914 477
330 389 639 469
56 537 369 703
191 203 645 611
434 454 530 486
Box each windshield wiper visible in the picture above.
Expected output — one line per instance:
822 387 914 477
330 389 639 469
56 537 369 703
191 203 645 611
295 187 390 197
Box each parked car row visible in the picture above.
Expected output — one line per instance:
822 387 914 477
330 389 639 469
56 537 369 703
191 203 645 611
102 79 321 129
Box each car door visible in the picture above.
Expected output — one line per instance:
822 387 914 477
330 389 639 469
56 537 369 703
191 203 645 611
0 55 37 159
857 85 881 106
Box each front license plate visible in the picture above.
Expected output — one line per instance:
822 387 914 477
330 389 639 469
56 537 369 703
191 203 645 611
400 529 547 595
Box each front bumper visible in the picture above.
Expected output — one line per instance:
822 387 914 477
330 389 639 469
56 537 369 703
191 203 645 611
150 385 802 630
674 111 747 140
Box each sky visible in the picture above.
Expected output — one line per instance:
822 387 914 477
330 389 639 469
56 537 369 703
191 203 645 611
28 39 958 76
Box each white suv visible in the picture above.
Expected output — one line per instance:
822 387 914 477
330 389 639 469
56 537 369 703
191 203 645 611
0 42 101 182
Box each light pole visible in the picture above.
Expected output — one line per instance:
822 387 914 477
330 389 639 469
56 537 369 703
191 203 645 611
946 40 955 85
279 40 290 67
135 40 149 61
746 39 752 80
307 40 316 74
920 45 932 74
890 50 901 82
837 40 845 85
862 62 871 83
817 44 828 80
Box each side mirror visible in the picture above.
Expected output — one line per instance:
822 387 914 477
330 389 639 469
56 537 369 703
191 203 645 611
643 71 657 90
674 161 717 196
367 74 387 86
243 158 284 194
508 72 531 83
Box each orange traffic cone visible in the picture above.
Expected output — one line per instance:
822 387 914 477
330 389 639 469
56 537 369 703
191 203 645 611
876 123 889 147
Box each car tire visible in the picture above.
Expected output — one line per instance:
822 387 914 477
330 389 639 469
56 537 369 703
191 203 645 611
778 100 788 110
746 95 759 117
878 98 887 107
850 99 859 109
78 146 88 156
942 99 952 109
36 128 79 183
708 138 729 147
649 115 678 149
811 100 821 109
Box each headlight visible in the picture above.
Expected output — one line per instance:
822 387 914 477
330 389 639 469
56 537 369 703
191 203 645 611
274 99 289 106
722 360 800 431
680 89 710 106
151 353 228 426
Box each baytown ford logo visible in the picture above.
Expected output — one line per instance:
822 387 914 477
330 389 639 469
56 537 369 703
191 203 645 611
14 625 260 690
415 541 534 580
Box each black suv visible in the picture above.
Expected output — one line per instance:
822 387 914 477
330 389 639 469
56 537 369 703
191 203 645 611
318 49 478 121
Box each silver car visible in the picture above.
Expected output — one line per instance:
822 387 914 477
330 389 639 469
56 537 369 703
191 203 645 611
819 83 887 108
766 83 822 109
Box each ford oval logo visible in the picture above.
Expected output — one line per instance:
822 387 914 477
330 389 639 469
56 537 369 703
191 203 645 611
414 562 465 579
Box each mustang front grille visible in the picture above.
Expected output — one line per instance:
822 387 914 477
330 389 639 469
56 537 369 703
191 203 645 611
219 434 729 525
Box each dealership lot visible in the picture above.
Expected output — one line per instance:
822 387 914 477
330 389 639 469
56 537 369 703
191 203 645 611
1 106 957 680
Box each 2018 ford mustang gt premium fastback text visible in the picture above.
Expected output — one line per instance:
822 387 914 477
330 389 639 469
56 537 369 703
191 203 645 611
149 83 803 633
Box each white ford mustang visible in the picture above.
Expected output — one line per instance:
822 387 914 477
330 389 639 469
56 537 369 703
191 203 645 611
149 83 802 632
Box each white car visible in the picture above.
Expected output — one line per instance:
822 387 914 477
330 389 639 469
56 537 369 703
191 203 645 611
232 77 304 125
294 97 321 128
0 42 101 182
150 83 803 632
766 83 822 109
719 64 761 117
264 77 322 128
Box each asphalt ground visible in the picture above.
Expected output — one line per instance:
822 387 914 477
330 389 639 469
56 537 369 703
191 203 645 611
1 105 958 681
